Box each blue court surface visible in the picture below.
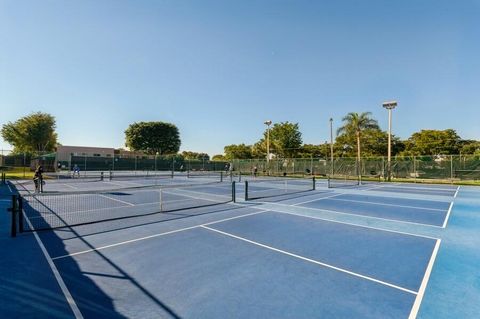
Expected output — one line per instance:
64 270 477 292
1 177 479 318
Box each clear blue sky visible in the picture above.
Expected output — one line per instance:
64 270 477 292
1 0 479 155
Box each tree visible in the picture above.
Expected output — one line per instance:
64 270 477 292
459 140 480 155
224 144 253 160
263 122 303 158
335 129 404 157
402 129 460 155
336 112 379 164
298 144 329 158
181 151 210 161
212 154 227 161
125 122 180 155
252 139 267 158
1 112 58 154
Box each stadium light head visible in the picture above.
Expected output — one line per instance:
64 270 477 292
382 101 397 110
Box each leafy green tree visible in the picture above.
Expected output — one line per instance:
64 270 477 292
1 112 58 154
125 122 180 155
224 144 253 160
212 154 227 161
336 129 404 157
299 144 329 158
181 151 210 160
402 129 460 155
336 112 379 162
252 139 267 158
459 140 480 155
260 122 302 158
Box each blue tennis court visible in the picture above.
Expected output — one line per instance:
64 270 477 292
297 193 452 227
2 177 480 318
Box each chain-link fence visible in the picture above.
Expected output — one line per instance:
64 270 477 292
1 150 479 184
66 154 229 173
232 155 480 184
0 150 230 179
0 150 55 178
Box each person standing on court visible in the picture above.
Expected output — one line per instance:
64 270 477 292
253 166 258 178
33 165 44 193
73 164 80 178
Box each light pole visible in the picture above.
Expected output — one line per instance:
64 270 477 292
329 118 334 176
264 120 272 163
382 101 397 181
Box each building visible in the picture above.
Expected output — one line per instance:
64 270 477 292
56 145 115 163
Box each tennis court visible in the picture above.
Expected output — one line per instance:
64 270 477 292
2 176 480 318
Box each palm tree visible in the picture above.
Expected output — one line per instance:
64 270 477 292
337 112 379 176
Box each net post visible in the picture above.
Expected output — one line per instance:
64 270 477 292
159 189 163 212
327 176 331 188
100 171 104 181
109 170 113 181
232 181 236 202
220 171 223 182
18 196 23 233
245 181 249 201
312 176 316 190
11 195 17 237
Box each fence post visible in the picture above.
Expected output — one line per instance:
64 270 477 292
413 156 417 183
450 155 454 183
245 181 249 201
232 181 236 202
10 195 17 237
381 156 385 180
23 152 26 178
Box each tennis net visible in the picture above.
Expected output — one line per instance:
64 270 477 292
245 177 315 200
109 171 173 181
327 175 361 188
43 172 105 183
187 171 224 181
17 183 233 232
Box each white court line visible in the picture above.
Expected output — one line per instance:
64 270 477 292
292 193 345 206
454 186 460 198
408 239 441 319
360 184 386 191
202 225 417 295
23 211 84 318
327 197 446 212
104 180 144 187
99 194 135 206
258 206 439 241
378 184 457 192
52 209 270 260
441 202 454 228
62 183 78 189
260 201 445 229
